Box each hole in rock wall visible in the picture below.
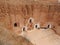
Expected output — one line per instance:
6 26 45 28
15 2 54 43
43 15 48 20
14 23 18 27
23 27 25 31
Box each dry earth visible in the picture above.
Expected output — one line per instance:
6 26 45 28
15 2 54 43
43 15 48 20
22 28 60 45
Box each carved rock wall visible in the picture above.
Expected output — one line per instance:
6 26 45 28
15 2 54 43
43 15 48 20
0 0 60 35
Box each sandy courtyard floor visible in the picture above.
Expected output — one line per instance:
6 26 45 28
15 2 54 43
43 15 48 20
22 28 60 45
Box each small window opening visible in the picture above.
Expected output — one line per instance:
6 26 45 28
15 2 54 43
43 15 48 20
14 23 17 27
28 17 34 23
48 25 50 28
35 25 38 28
47 24 52 28
29 19 32 23
23 27 25 31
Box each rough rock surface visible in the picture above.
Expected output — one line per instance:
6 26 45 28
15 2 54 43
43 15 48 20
0 0 60 45
0 26 33 45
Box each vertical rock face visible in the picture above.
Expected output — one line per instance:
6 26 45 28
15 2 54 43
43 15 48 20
0 0 60 45
0 0 60 35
